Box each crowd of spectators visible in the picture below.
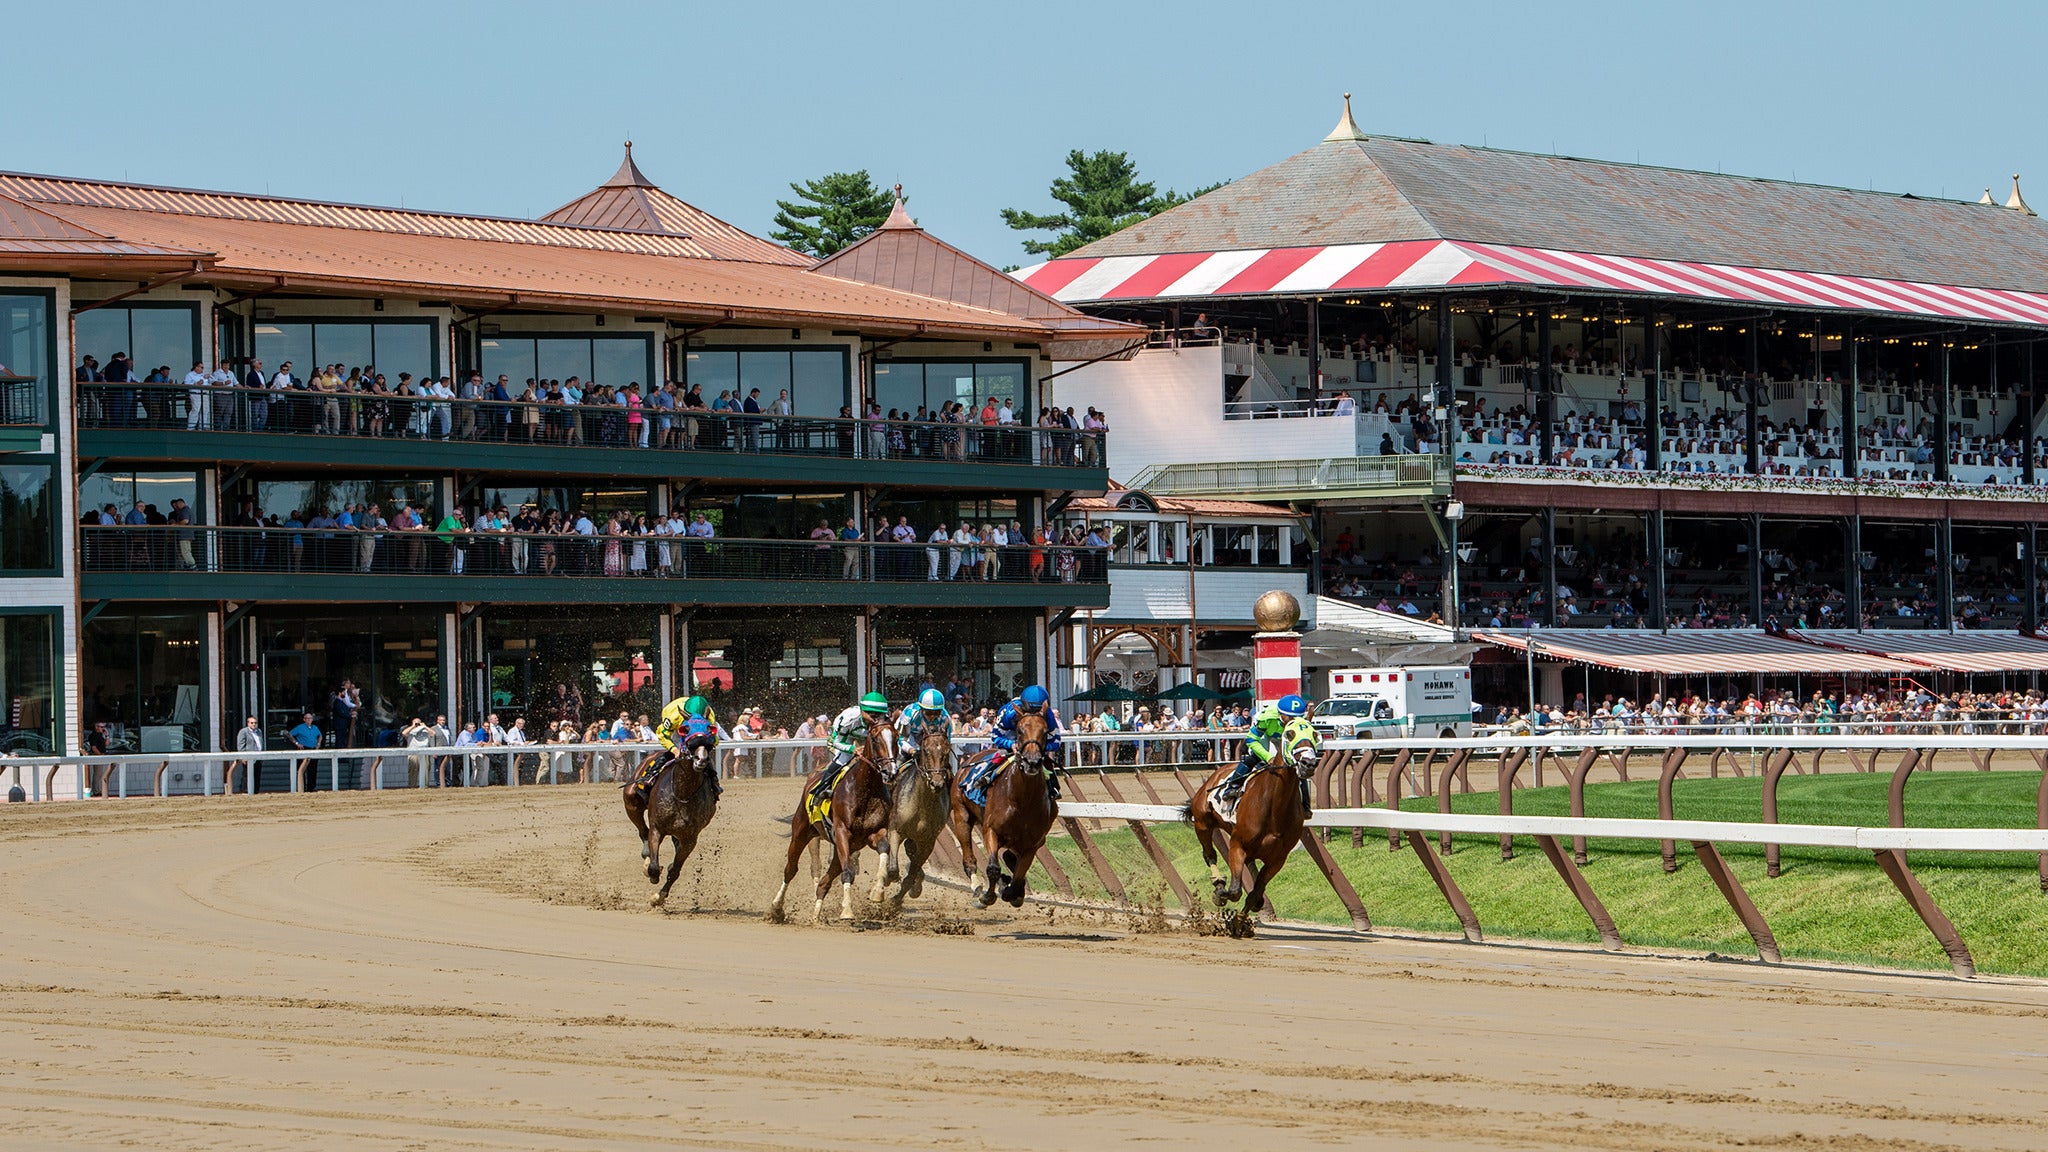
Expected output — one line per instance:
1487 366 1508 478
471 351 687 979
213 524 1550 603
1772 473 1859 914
76 355 1105 467
1488 686 2048 735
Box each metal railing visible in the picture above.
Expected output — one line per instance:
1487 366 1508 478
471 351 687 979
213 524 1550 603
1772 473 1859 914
1128 453 1450 500
0 376 41 426
76 381 1105 469
78 525 1109 585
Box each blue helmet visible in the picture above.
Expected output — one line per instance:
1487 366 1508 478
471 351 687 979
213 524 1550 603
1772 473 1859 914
1277 694 1309 718
1020 685 1050 709
918 688 946 714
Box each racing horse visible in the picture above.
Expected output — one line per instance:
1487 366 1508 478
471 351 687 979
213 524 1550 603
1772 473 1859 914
877 726 954 906
771 716 897 922
1186 743 1312 937
623 739 720 909
948 711 1056 907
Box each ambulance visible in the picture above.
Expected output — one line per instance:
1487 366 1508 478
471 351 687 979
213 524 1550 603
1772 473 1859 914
1310 666 1473 740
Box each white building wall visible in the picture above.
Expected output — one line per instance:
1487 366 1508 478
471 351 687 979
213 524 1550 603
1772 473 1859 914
1096 566 1308 625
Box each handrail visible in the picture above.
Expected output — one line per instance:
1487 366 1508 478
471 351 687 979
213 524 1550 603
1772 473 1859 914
78 524 1109 584
75 381 1105 469
0 376 42 426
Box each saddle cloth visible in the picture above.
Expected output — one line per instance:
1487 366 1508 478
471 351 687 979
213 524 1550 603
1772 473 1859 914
959 748 1009 808
805 765 843 828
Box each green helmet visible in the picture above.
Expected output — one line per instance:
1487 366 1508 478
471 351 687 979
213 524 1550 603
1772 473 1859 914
859 691 890 715
684 695 709 717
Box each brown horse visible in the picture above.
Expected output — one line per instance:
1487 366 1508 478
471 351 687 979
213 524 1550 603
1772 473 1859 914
1188 750 1309 937
771 716 897 922
878 727 954 906
948 711 1056 908
622 741 720 909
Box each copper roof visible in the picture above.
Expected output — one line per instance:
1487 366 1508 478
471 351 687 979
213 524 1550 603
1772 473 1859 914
814 191 1143 349
1066 482 1294 519
42 199 1054 338
538 144 810 266
0 191 211 273
1069 123 2048 294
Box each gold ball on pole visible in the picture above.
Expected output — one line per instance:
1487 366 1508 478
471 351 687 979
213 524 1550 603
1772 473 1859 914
1252 590 1302 633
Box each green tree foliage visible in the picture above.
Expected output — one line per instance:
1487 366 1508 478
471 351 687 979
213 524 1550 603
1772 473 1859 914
1001 150 1217 258
770 171 897 258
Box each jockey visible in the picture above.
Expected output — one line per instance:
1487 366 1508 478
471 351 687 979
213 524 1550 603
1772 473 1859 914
897 688 951 762
990 684 1064 799
631 694 719 799
1217 694 1315 808
807 691 891 806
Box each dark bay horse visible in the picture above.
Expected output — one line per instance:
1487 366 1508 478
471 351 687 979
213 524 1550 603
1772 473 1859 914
878 726 954 906
1187 750 1308 937
948 712 1056 908
623 741 720 909
771 717 897 922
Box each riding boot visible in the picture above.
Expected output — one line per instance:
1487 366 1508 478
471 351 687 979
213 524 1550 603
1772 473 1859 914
1299 776 1313 814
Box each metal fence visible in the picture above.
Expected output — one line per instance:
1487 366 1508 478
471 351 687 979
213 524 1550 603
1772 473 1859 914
78 382 1104 469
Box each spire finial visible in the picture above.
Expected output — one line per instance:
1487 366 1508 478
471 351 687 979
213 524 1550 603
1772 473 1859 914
1323 91 1368 143
2009 174 2035 216
879 183 917 231
1980 187 1997 205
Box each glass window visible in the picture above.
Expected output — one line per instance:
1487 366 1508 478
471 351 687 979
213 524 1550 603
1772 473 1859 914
373 323 434 382
249 477 440 523
593 336 652 390
536 337 592 384
253 322 314 377
793 350 848 416
975 362 1026 410
874 362 921 416
0 612 56 753
82 611 204 753
484 609 661 725
76 304 198 380
0 293 50 427
480 337 535 385
687 348 847 418
79 470 201 528
254 321 438 382
247 610 443 758
313 324 373 373
691 611 854 723
924 363 975 411
739 350 792 411
684 350 739 396
0 462 54 571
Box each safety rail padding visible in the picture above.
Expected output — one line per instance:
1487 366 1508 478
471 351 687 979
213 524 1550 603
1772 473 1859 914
1053 802 2048 852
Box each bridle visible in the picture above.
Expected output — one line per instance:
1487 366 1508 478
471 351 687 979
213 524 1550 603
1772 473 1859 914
916 727 954 789
857 717 899 782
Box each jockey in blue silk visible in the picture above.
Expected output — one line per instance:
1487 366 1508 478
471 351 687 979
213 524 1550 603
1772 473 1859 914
1217 694 1318 811
988 684 1065 800
898 688 952 762
632 694 719 798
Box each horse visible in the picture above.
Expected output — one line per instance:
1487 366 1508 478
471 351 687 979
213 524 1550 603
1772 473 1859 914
771 716 897 922
1187 747 1309 937
622 740 720 910
947 711 1056 908
878 726 954 906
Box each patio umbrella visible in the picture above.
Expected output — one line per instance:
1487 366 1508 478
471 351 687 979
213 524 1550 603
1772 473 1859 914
1068 684 1153 703
1154 681 1225 702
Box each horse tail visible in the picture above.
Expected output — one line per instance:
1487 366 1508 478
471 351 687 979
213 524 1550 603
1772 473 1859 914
1179 800 1195 822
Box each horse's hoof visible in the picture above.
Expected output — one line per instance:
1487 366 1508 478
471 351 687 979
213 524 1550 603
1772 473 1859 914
1211 883 1228 907
907 876 924 899
975 889 997 909
766 903 786 924
649 894 666 909
640 844 650 860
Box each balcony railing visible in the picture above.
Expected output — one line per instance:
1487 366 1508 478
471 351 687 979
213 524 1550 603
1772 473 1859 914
1 375 41 426
79 525 1110 585
77 382 1105 470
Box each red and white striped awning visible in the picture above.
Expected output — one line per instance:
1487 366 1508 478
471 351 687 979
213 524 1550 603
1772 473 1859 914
1793 630 2048 675
1473 630 1925 676
1015 240 2048 328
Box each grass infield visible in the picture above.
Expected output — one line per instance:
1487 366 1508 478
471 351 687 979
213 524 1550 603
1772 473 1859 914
1043 770 2048 976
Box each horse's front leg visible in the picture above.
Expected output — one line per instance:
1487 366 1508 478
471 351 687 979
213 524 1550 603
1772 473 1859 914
835 822 862 921
1220 823 1250 904
950 790 983 894
1191 798 1229 905
869 827 894 904
977 822 1002 909
772 812 814 921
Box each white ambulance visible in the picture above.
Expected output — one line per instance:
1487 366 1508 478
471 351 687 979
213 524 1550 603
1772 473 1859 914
1310 666 1473 740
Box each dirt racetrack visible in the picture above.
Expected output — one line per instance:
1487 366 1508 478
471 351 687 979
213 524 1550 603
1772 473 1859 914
3 781 2047 1151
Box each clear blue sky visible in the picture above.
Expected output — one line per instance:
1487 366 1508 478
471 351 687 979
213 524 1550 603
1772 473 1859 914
9 0 2043 268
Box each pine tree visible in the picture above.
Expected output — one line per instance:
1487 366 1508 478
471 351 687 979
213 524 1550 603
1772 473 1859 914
1001 150 1214 258
770 171 897 258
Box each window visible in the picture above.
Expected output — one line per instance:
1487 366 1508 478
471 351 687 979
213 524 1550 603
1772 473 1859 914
247 477 440 523
0 461 55 572
79 471 202 528
874 359 1029 417
683 348 847 417
254 320 438 381
75 303 199 381
0 292 52 426
481 335 654 391
0 611 57 753
82 611 205 753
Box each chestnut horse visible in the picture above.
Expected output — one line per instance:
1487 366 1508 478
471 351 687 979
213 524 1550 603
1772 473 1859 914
771 716 897 922
948 711 1056 907
879 727 954 906
1187 751 1308 937
623 741 720 909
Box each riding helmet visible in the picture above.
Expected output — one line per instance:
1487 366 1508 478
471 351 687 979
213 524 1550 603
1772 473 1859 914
1277 694 1308 717
684 695 709 716
1020 684 1050 708
859 691 890 714
918 687 946 713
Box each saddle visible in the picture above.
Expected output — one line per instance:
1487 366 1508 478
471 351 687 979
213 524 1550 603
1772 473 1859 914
1212 763 1305 824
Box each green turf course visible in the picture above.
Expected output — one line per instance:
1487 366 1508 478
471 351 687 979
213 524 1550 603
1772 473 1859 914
1042 770 2048 976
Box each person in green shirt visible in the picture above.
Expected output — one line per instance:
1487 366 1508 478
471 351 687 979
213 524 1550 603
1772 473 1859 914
435 508 468 573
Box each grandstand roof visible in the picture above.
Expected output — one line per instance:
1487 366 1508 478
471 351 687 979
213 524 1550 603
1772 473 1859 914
1017 99 2048 327
538 143 809 266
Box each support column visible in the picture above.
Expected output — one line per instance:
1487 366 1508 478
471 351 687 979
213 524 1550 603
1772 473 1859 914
204 608 225 755
2026 344 2038 487
1253 616 1303 713
1845 515 1864 628
1935 344 1952 482
440 610 459 728
2025 523 2040 634
1644 315 1662 470
1646 510 1667 629
1306 298 1321 408
1436 297 1454 424
1936 517 1954 630
1842 324 1859 479
1745 326 1761 475
657 611 675 703
853 609 872 695
1538 311 1555 466
1747 513 1764 627
1542 506 1559 629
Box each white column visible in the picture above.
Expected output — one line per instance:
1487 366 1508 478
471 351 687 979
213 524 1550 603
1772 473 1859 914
204 609 224 753
657 611 674 702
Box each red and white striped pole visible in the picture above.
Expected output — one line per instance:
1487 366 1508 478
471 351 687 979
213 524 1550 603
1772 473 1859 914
1251 590 1303 710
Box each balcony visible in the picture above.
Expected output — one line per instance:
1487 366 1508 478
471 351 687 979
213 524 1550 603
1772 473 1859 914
79 525 1109 609
0 375 43 451
76 383 1108 492
1128 454 1450 502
